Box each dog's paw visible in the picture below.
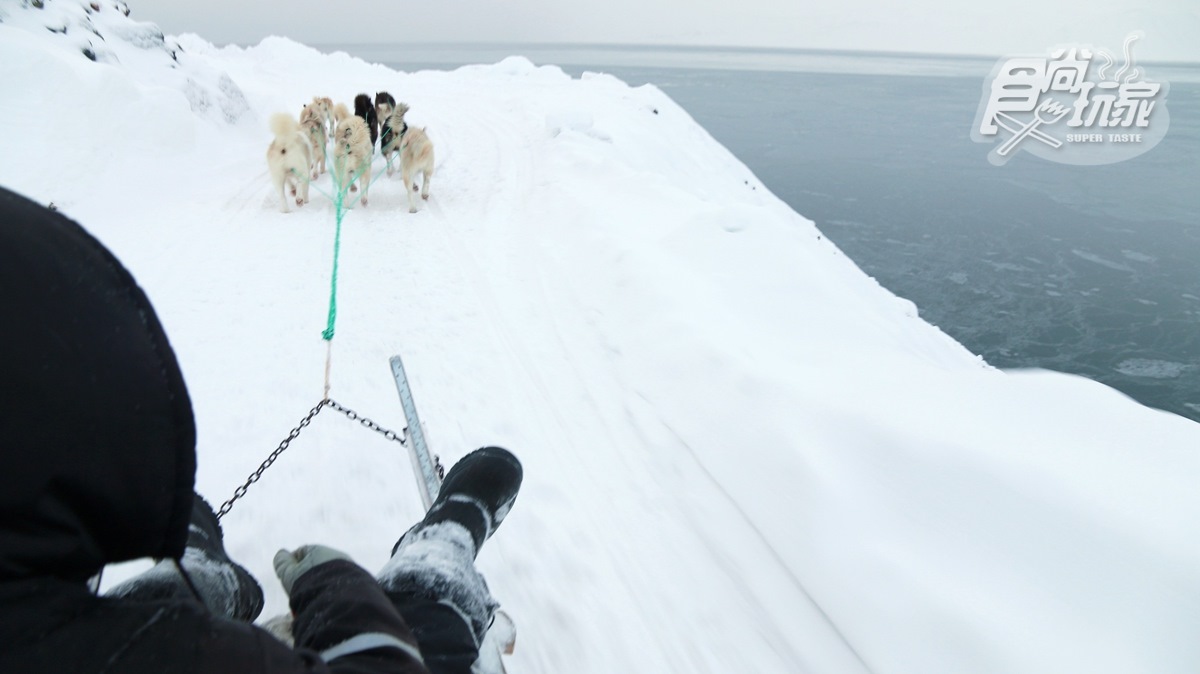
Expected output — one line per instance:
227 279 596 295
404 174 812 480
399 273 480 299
409 207 418 214
411 184 418 192
422 194 429 201
296 197 303 206
351 184 358 192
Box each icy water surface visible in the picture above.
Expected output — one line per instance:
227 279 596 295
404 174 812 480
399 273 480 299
329 44 1200 423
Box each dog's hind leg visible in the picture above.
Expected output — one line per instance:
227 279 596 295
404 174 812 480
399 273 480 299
402 166 418 213
420 168 432 201
360 163 371 206
275 176 290 213
291 177 303 207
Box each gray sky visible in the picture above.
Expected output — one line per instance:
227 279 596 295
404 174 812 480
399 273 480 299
132 0 1199 62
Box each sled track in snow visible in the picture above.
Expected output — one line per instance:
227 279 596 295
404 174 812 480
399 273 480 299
420 104 875 674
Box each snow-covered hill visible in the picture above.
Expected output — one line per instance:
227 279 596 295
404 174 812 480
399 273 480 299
3 2 1199 672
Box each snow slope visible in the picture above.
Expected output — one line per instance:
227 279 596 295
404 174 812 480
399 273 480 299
3 3 1200 673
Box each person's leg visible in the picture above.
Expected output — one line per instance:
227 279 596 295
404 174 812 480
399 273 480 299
105 494 264 622
378 446 522 674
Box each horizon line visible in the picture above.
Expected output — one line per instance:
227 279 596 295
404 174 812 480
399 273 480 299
294 40 1200 68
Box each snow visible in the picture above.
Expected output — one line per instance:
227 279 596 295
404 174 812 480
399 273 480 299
4 2 1200 673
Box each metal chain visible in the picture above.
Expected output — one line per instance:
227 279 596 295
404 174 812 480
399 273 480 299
215 400 329 520
215 398 444 520
323 399 444 478
325 398 407 445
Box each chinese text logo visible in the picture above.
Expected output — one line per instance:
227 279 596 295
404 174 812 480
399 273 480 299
972 33 1170 166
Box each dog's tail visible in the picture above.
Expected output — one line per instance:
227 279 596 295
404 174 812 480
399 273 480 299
269 112 300 140
333 102 350 123
387 103 410 132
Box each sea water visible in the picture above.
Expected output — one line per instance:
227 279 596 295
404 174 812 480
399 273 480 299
325 43 1200 423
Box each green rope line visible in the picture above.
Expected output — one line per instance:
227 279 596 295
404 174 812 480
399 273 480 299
322 200 344 341
318 141 387 342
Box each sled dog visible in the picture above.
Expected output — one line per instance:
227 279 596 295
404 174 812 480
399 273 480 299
375 91 396 120
333 115 373 206
299 103 327 178
266 113 313 213
354 93 378 151
312 96 336 139
376 91 397 163
385 103 435 213
333 102 351 130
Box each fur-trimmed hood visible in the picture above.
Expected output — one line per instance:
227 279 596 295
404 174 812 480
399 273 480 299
0 186 196 583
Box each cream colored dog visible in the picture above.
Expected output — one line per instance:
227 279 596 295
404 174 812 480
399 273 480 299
313 96 336 139
266 113 313 213
385 103 435 213
333 115 373 206
299 103 327 178
333 102 350 128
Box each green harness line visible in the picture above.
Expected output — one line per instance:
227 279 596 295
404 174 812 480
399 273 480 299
298 131 387 398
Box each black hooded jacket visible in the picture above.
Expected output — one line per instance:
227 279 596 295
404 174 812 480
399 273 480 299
0 186 430 673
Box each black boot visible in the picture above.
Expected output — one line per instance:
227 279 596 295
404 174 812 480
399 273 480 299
107 494 264 622
184 495 264 622
393 446 522 558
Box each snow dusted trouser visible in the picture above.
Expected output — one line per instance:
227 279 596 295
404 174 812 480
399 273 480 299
379 521 499 674
108 503 496 674
376 445 522 674
105 495 265 622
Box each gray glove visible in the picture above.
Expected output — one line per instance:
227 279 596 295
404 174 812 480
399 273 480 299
273 544 353 595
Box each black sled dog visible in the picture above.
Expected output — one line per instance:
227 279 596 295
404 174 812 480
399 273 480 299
353 93 378 151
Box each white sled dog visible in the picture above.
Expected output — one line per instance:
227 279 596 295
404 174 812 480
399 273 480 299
266 112 313 213
313 96 336 140
333 115 373 206
333 102 351 130
384 103 435 213
299 103 327 178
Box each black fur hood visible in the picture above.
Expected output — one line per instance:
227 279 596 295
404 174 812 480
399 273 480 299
0 186 196 582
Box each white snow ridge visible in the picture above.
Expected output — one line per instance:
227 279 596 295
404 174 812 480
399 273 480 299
3 2 1200 674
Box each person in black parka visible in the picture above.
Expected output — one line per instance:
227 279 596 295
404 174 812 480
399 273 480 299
0 185 522 674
